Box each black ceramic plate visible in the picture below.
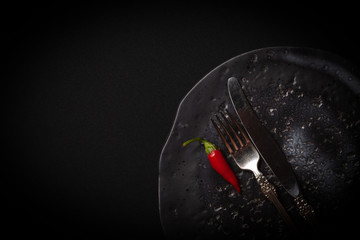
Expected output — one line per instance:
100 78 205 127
159 47 360 239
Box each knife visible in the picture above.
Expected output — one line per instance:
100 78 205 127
228 77 316 224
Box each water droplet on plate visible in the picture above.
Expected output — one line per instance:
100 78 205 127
228 191 236 198
241 77 248 83
307 158 315 164
214 204 224 212
266 50 275 59
215 185 223 192
273 96 281 102
346 152 356 160
231 210 239 219
271 127 277 134
262 65 269 73
292 76 297 85
242 223 250 229
266 107 277 116
250 54 258 63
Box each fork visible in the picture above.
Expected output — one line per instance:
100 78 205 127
211 109 298 231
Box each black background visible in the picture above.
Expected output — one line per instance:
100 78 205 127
4 3 359 239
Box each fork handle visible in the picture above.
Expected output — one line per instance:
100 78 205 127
255 174 298 232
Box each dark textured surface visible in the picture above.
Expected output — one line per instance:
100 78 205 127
159 47 360 239
4 3 360 239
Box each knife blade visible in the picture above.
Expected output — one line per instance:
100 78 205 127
227 77 300 197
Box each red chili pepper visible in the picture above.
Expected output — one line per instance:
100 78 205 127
183 137 241 193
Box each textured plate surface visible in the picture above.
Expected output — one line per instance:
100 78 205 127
159 47 360 239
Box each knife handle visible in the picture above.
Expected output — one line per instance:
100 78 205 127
294 194 317 226
255 174 298 233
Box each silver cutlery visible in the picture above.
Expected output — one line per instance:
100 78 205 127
227 77 316 225
211 110 298 232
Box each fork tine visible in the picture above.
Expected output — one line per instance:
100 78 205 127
220 112 244 148
215 114 239 152
211 118 234 154
226 109 250 144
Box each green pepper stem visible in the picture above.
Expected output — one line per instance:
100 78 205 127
183 137 217 155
